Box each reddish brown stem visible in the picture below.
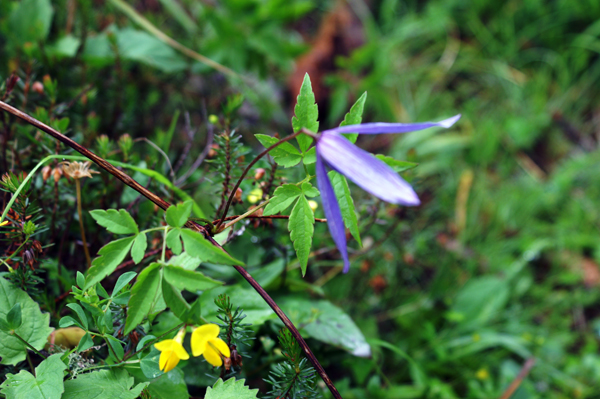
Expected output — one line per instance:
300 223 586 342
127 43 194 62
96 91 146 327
498 358 536 399
213 214 327 224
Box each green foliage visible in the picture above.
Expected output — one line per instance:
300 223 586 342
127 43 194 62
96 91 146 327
89 209 139 235
0 278 53 365
205 378 258 399
289 195 315 276
254 134 302 168
0 354 66 399
339 91 367 144
62 369 149 399
123 263 162 335
292 73 319 153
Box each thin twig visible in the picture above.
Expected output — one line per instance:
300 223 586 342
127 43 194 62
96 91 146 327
498 358 536 399
213 214 327 224
175 113 214 186
215 131 303 232
0 101 342 399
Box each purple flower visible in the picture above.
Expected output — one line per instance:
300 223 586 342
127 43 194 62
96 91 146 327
315 114 461 273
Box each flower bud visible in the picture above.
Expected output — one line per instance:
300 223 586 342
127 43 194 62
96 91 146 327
53 167 63 183
208 144 219 158
234 187 243 203
254 168 265 180
247 188 263 204
41 165 51 182
32 81 44 94
308 200 318 212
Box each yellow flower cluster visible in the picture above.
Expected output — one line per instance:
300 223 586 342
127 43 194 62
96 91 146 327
154 324 231 373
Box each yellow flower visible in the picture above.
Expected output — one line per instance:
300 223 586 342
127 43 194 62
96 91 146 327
154 329 189 372
0 220 8 227
60 161 98 180
191 324 231 367
475 368 489 380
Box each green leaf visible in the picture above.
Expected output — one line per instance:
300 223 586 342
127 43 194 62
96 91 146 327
6 303 22 330
8 0 54 45
0 354 66 399
105 335 125 362
112 272 137 296
77 332 94 352
139 348 164 380
254 134 302 168
131 233 148 264
279 296 371 357
164 265 223 292
292 73 319 152
303 146 317 165
288 195 315 276
89 209 139 235
76 271 86 289
0 278 53 365
167 252 201 271
165 200 193 228
301 181 319 197
179 229 244 266
143 367 188 399
339 91 367 144
58 316 83 329
86 236 136 289
161 281 190 321
205 378 259 399
124 263 162 335
166 229 183 255
66 303 88 330
328 171 361 246
375 154 418 173
62 369 149 399
200 286 275 326
263 184 302 215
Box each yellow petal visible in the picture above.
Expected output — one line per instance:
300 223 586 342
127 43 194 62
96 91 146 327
209 338 231 358
154 339 176 352
159 350 180 372
191 324 220 357
173 342 190 360
203 345 223 367
0 221 8 227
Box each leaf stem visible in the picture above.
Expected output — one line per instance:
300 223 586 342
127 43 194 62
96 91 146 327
11 331 47 359
75 178 92 268
215 131 304 232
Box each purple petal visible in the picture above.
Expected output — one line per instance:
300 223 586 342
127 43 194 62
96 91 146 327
316 152 351 273
322 114 461 135
317 134 420 206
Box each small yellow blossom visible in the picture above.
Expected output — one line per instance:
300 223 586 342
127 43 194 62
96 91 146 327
0 220 8 227
191 324 230 367
247 188 263 204
308 200 318 212
60 161 99 180
154 329 189 372
475 368 489 380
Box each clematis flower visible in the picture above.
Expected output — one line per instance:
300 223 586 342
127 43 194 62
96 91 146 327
315 115 461 273
191 324 231 367
154 328 190 372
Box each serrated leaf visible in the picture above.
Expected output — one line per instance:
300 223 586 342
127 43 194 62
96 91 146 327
255 134 302 168
263 184 302 215
131 233 148 264
303 146 317 164
161 281 190 322
62 369 149 399
86 236 136 289
0 278 53 365
289 195 315 276
339 91 367 144
179 229 244 266
167 252 201 271
112 271 137 296
375 154 418 173
66 303 88 330
89 209 139 235
328 171 361 246
301 181 319 197
165 229 182 255
124 263 162 335
205 378 259 399
292 73 319 153
0 354 66 399
164 265 223 292
165 201 193 228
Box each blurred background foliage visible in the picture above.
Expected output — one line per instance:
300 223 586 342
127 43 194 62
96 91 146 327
1 0 600 398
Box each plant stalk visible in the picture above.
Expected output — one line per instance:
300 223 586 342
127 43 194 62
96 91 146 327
75 179 92 267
